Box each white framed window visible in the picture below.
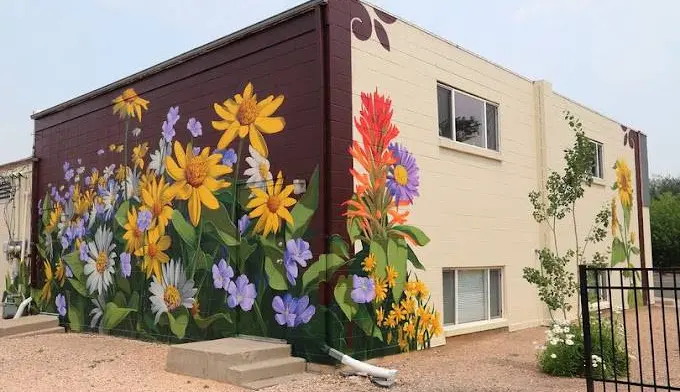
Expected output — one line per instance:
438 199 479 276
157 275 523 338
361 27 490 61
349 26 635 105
590 140 604 179
442 268 503 325
437 83 499 151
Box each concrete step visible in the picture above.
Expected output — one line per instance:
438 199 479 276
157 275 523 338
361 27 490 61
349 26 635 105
241 372 312 390
228 356 306 385
0 315 59 337
8 326 64 339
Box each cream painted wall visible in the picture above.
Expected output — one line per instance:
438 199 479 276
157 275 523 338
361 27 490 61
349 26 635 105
350 2 650 343
0 162 32 295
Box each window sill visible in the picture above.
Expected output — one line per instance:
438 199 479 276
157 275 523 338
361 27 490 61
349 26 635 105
444 318 509 337
438 137 502 162
592 177 606 187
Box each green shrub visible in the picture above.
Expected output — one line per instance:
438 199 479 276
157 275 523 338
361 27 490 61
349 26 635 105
538 319 628 379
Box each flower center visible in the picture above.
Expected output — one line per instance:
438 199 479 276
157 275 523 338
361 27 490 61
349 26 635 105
163 285 181 310
237 98 258 125
394 165 408 186
147 243 158 258
185 156 208 187
266 195 281 214
122 89 137 102
152 202 162 218
259 163 269 179
96 252 107 273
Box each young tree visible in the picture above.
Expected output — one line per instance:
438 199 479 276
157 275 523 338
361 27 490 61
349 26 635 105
523 112 610 321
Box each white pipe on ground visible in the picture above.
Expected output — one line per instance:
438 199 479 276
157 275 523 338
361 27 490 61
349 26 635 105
325 345 397 387
13 296 32 319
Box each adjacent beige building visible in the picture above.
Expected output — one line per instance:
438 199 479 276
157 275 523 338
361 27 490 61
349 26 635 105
351 2 651 344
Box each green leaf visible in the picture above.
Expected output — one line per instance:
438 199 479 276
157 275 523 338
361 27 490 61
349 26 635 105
329 234 350 259
301 253 347 294
41 194 51 226
63 251 84 281
333 275 358 321
392 225 430 246
203 204 239 245
286 167 319 239
388 237 408 302
623 203 631 232
370 241 387 280
630 246 640 255
116 275 131 295
238 240 256 263
348 218 362 243
67 296 85 332
168 307 189 339
265 258 287 291
102 302 136 332
115 200 130 229
407 244 425 270
355 305 383 341
611 238 626 266
68 278 88 298
113 292 127 308
172 209 196 248
194 312 233 329
128 292 140 310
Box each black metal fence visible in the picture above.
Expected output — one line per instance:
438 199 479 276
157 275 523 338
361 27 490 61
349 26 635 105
580 265 680 391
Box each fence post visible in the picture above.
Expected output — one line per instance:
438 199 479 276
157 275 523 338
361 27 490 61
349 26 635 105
579 265 594 392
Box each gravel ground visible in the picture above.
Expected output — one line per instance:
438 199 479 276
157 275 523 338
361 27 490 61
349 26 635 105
2 308 676 392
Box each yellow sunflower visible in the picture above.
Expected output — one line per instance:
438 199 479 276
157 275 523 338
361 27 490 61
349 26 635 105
132 142 149 169
46 203 62 232
403 320 416 340
398 329 409 352
141 175 175 234
122 208 145 253
376 307 385 327
212 82 285 157
115 165 127 183
166 141 231 226
89 169 100 190
40 260 53 302
386 265 398 288
362 253 376 272
55 259 67 287
246 171 296 236
136 229 171 280
389 302 407 323
611 198 619 236
401 297 417 314
112 88 149 121
373 276 387 303
615 159 633 208
432 311 443 336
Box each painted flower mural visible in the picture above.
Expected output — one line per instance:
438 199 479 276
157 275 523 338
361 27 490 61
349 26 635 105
36 84 440 360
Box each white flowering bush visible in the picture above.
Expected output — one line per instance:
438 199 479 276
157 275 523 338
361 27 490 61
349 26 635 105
537 319 628 379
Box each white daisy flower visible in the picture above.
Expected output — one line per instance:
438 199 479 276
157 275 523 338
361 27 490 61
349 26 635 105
132 127 142 137
550 353 557 359
89 294 106 332
565 339 574 346
243 145 273 191
148 138 170 175
125 168 141 201
84 226 117 295
149 259 197 324
103 164 115 180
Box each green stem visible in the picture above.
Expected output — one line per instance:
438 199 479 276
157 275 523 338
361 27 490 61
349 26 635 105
253 301 267 336
123 120 129 199
231 138 245 221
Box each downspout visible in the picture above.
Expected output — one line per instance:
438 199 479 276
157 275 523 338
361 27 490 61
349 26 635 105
631 130 649 304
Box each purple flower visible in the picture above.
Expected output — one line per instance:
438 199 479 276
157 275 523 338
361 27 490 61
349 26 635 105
192 146 201 156
136 209 152 231
162 106 180 142
97 149 105 155
238 215 250 235
272 294 316 328
227 274 256 311
120 252 131 278
187 118 202 137
63 162 70 173
283 239 312 285
79 241 89 262
64 169 75 182
386 143 420 205
76 166 85 175
351 275 375 304
55 294 67 317
77 158 82 165
65 265 73 278
212 258 234 290
73 219 85 239
84 176 91 186
293 295 315 326
217 148 238 167
272 294 298 327
60 235 69 250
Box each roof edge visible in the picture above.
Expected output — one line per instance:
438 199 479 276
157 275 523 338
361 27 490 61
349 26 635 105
31 0 325 120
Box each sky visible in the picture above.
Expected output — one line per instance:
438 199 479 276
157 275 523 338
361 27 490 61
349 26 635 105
1 0 678 176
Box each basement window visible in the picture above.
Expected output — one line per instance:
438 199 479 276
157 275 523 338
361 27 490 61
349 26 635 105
437 84 499 151
443 268 502 325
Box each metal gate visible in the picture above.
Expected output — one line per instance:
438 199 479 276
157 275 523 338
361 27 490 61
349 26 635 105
580 265 680 391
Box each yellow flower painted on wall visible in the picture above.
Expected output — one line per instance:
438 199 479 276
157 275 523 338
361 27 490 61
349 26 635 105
137 230 172 280
141 176 175 235
112 88 149 121
212 82 285 157
122 208 145 253
132 142 149 169
614 159 633 208
40 260 53 302
165 141 231 226
246 171 296 236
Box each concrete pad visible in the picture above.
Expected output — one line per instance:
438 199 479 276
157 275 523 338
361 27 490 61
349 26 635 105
0 315 59 337
8 326 65 339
